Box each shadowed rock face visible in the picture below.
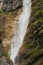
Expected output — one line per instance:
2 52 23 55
0 0 22 12
0 23 13 65
0 56 13 65
0 1 22 65
0 0 43 65
15 0 43 65
0 40 13 65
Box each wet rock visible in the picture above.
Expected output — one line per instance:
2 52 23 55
16 0 43 65
0 38 13 65
0 40 4 57
0 0 22 12
0 43 13 65
0 56 13 65
0 43 4 57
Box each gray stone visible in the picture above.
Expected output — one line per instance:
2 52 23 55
0 56 13 65
0 0 22 12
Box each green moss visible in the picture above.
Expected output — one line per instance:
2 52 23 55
27 47 40 55
33 18 43 25
4 48 10 60
39 29 43 34
26 41 35 47
32 2 40 11
32 9 42 17
0 29 4 34
27 48 43 60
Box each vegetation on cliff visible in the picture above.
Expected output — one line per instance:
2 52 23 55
16 0 43 65
0 0 22 65
0 0 43 65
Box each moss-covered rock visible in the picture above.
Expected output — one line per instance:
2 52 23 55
0 1 22 65
16 0 43 65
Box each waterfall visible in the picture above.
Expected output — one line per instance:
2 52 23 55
9 0 31 65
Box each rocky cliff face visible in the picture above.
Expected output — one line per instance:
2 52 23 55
0 0 22 50
0 56 13 65
0 37 13 65
0 0 43 65
0 0 22 12
0 0 22 65
15 0 43 65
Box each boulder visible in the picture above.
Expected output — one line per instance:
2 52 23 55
0 56 13 65
0 0 22 12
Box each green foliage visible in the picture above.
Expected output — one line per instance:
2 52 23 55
4 48 10 60
0 29 4 34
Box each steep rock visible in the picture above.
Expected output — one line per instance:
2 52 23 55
2 8 22 50
0 0 22 12
0 56 13 65
16 0 43 65
0 38 13 65
0 0 22 65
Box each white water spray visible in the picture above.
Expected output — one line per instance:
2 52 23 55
9 0 31 64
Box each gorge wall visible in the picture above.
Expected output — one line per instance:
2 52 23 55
0 0 22 12
0 0 22 65
0 0 43 65
15 0 43 65
9 0 31 64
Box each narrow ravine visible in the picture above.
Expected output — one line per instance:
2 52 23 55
9 0 31 65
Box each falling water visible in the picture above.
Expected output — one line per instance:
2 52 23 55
9 0 31 65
